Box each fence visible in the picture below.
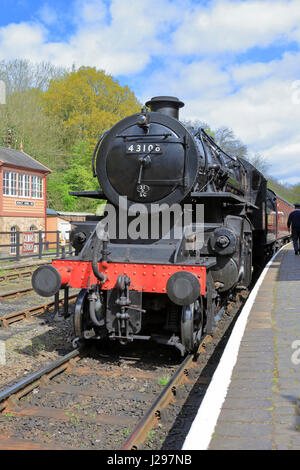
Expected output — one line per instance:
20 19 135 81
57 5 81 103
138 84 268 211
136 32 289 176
0 230 74 262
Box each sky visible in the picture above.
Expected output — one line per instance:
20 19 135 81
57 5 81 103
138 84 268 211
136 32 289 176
0 0 300 184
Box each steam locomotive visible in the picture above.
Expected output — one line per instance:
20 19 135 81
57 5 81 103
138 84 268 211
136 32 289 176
32 96 293 355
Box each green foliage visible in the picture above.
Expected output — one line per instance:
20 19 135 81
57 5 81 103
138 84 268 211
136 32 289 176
158 375 170 386
0 87 67 170
41 66 141 149
267 178 298 204
40 66 141 210
47 139 103 212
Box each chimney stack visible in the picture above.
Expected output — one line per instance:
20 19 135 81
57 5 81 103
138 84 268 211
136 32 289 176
145 96 184 120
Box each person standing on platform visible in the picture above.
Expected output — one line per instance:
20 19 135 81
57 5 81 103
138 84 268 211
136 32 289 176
287 203 300 254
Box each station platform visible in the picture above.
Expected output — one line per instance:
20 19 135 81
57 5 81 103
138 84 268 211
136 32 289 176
183 243 300 450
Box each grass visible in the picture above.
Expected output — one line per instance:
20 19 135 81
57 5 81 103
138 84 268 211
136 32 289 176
158 376 170 386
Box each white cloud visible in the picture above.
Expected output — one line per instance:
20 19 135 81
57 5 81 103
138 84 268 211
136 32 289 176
0 0 183 74
139 51 300 184
173 0 300 55
38 4 58 26
0 22 46 61
264 140 300 184
75 0 107 24
229 51 300 85
142 60 233 101
182 74 300 149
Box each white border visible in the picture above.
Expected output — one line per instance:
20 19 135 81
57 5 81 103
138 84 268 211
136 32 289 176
182 244 288 450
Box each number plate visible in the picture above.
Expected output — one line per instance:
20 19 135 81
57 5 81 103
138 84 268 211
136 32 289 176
126 143 163 154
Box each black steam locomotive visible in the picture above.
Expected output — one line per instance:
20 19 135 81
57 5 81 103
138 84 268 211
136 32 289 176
32 96 292 355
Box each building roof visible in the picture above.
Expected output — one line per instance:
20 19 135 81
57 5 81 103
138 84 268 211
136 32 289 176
0 147 51 173
46 208 94 217
46 208 58 216
57 211 94 217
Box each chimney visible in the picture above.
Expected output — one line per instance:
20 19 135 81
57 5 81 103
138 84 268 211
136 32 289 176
20 139 23 152
145 96 184 120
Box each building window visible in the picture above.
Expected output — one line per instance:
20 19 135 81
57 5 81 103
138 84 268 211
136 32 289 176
19 174 24 197
10 226 17 254
24 175 30 197
31 176 43 198
19 173 30 197
3 172 43 198
3 171 17 196
18 174 30 197
3 172 9 195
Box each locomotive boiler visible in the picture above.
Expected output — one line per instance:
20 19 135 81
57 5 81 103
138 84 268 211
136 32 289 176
32 96 292 355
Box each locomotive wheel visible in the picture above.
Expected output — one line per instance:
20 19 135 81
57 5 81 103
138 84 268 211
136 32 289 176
181 299 203 353
74 289 89 338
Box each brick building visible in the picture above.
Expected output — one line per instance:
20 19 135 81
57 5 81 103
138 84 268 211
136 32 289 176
0 146 50 256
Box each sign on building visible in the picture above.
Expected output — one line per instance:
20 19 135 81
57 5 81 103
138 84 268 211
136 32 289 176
22 232 35 253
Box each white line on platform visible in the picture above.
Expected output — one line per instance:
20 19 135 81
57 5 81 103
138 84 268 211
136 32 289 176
182 244 288 450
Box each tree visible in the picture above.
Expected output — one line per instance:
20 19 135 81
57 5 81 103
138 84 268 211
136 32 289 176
0 87 66 170
0 59 68 171
0 59 67 94
213 126 247 158
247 153 269 174
182 120 247 157
0 62 141 212
46 139 106 212
40 66 141 149
181 119 214 136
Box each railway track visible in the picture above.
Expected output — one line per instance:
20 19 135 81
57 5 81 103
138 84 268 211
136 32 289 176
121 335 212 450
0 294 78 327
0 342 209 450
0 262 49 283
0 289 248 450
0 350 81 450
0 287 34 300
0 262 50 299
0 269 34 283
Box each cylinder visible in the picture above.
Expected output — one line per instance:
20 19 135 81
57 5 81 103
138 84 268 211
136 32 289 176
145 96 184 120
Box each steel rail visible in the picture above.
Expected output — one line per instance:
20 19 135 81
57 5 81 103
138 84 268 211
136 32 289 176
0 261 49 281
0 269 34 283
0 293 77 327
0 349 81 412
121 335 211 450
0 287 34 299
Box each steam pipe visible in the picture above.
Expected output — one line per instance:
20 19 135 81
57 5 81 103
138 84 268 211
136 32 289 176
88 290 103 327
92 236 106 283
